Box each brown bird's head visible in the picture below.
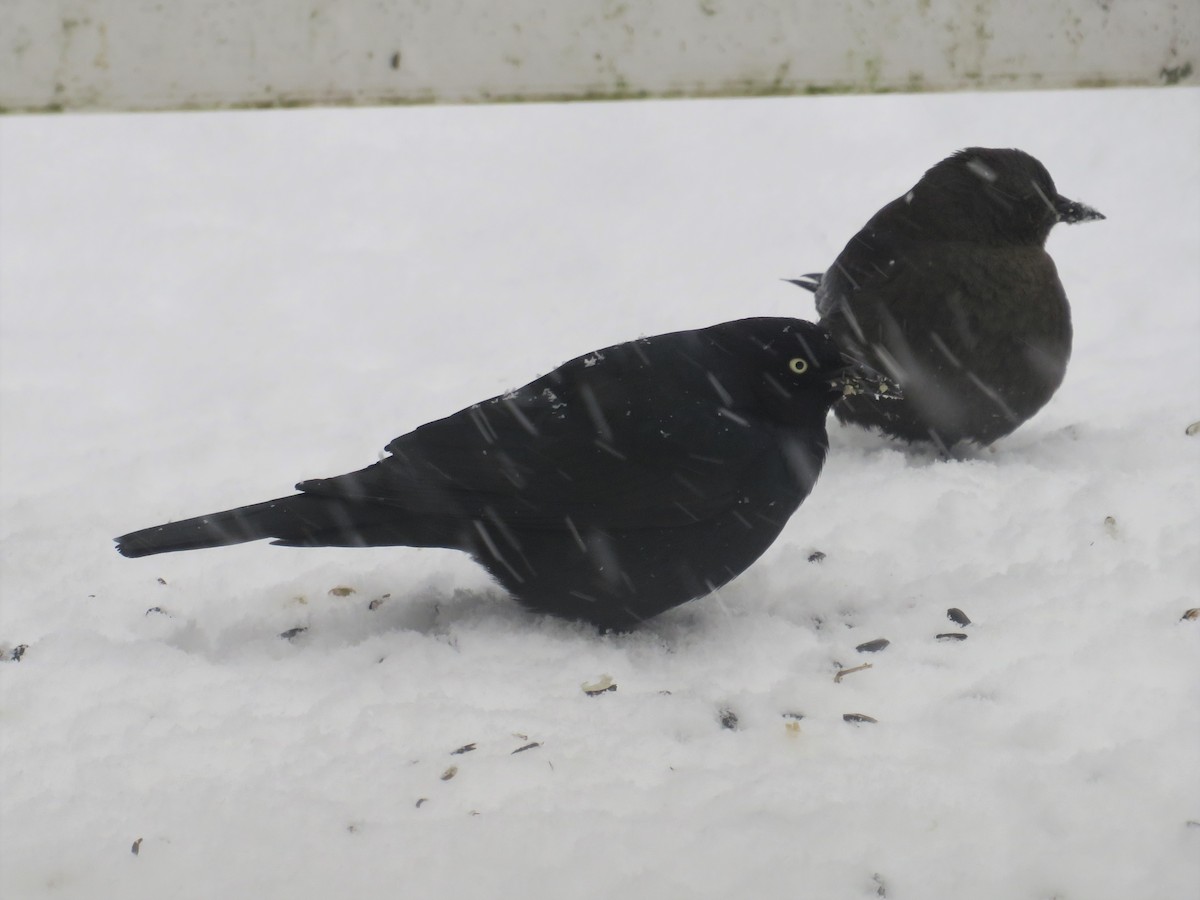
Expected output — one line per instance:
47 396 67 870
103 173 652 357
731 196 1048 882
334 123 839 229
919 147 1104 246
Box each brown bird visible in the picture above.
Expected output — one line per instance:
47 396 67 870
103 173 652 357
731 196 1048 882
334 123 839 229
792 147 1103 450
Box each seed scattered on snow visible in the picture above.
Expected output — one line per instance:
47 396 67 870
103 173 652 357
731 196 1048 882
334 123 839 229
843 713 878 725
415 798 428 808
328 586 355 597
144 606 170 617
946 607 971 626
936 632 968 642
440 766 458 781
511 742 542 754
945 607 974 628
1186 420 1200 436
856 638 890 653
156 577 167 585
834 662 873 683
719 708 739 730
1182 608 1199 622
131 838 142 856
450 743 477 755
279 626 308 641
807 550 827 563
582 674 617 696
2 644 29 663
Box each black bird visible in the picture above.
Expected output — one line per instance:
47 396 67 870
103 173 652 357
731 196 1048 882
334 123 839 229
116 318 895 630
791 147 1103 450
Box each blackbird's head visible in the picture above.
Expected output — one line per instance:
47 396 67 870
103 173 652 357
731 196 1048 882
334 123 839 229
703 319 900 426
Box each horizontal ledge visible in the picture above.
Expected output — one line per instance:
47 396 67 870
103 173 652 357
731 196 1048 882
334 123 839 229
2 0 1196 113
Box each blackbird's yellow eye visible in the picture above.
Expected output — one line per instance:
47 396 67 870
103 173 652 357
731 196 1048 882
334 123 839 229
788 358 809 375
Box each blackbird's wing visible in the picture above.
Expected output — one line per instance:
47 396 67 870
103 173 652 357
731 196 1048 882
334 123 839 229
298 334 784 531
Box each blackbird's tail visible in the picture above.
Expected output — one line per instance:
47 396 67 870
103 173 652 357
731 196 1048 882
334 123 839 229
115 493 457 558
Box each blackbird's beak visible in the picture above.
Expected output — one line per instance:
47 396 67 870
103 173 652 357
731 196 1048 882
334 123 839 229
830 355 902 400
1054 194 1105 224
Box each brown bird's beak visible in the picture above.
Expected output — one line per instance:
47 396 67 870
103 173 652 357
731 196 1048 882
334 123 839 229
830 355 902 400
1054 194 1105 224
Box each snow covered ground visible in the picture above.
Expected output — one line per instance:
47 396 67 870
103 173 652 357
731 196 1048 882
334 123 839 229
2 86 1198 900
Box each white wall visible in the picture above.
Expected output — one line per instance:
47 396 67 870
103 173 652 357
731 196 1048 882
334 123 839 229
2 0 1197 113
